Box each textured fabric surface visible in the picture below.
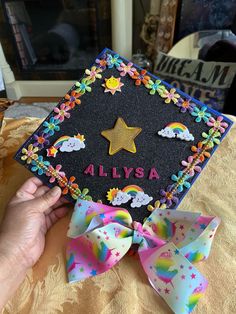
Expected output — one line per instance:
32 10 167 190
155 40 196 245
4 103 56 119
0 116 236 314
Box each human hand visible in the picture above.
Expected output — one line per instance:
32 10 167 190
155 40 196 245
0 177 71 309
0 177 70 272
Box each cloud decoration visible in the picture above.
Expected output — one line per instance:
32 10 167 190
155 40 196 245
158 127 176 139
112 190 132 206
108 185 153 208
130 191 153 208
60 137 85 152
177 130 194 141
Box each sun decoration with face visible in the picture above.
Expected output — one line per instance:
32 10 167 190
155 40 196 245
102 76 124 95
106 188 119 202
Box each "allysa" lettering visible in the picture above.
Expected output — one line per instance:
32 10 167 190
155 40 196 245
83 164 160 180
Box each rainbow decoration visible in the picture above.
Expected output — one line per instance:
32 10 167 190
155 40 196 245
158 122 194 141
66 253 80 273
166 122 187 134
107 185 153 208
155 251 178 288
54 135 71 148
122 185 143 197
186 286 204 313
92 241 113 262
46 134 85 157
185 251 205 263
46 136 71 157
152 218 176 240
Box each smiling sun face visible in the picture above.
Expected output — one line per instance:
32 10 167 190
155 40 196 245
106 188 119 201
102 76 124 95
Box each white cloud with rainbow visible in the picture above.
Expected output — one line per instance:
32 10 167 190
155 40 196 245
158 122 194 142
107 185 153 208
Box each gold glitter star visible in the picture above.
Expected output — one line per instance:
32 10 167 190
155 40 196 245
101 117 142 155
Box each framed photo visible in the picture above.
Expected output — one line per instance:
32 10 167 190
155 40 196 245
175 0 236 42
155 0 236 55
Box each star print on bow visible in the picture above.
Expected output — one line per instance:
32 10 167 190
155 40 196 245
66 200 220 314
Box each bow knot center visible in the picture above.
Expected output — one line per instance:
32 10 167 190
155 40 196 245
132 221 145 244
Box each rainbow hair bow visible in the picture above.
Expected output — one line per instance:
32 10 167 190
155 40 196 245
66 199 220 314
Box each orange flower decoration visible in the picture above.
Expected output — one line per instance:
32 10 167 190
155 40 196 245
58 175 68 189
59 176 79 195
64 91 81 109
131 69 150 86
191 142 211 162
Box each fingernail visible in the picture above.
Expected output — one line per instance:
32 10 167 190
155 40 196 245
50 186 61 197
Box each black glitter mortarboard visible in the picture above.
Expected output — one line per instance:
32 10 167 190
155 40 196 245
14 48 233 223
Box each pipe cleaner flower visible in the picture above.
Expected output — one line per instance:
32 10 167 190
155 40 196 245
75 79 92 94
33 133 50 149
85 66 102 82
207 116 228 133
191 106 211 123
70 188 81 200
159 185 179 207
95 54 108 70
54 103 71 122
46 164 65 183
131 69 150 86
43 117 60 136
79 188 92 201
161 88 180 104
171 171 191 192
106 53 122 68
176 98 195 113
202 129 221 148
64 91 81 108
31 156 50 175
181 156 201 177
191 142 211 162
59 176 79 195
145 79 166 95
117 62 136 77
21 144 38 164
147 200 167 212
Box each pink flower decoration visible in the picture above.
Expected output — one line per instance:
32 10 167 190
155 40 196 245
181 156 201 177
117 62 136 77
46 164 66 183
161 88 180 104
207 116 228 133
54 103 71 122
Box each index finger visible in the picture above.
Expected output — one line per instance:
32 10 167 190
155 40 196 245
9 177 44 205
17 177 43 195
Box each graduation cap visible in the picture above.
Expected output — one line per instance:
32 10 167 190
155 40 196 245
14 48 233 223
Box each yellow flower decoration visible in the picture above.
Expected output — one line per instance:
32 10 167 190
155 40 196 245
147 200 167 212
84 66 102 82
21 144 39 164
161 88 180 104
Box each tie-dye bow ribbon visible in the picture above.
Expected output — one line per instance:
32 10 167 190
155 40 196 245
66 199 220 314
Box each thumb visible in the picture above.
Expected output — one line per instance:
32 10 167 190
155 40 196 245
29 186 62 213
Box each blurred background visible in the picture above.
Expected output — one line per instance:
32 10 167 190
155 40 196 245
0 0 236 115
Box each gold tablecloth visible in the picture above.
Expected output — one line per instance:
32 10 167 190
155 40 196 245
0 116 236 314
